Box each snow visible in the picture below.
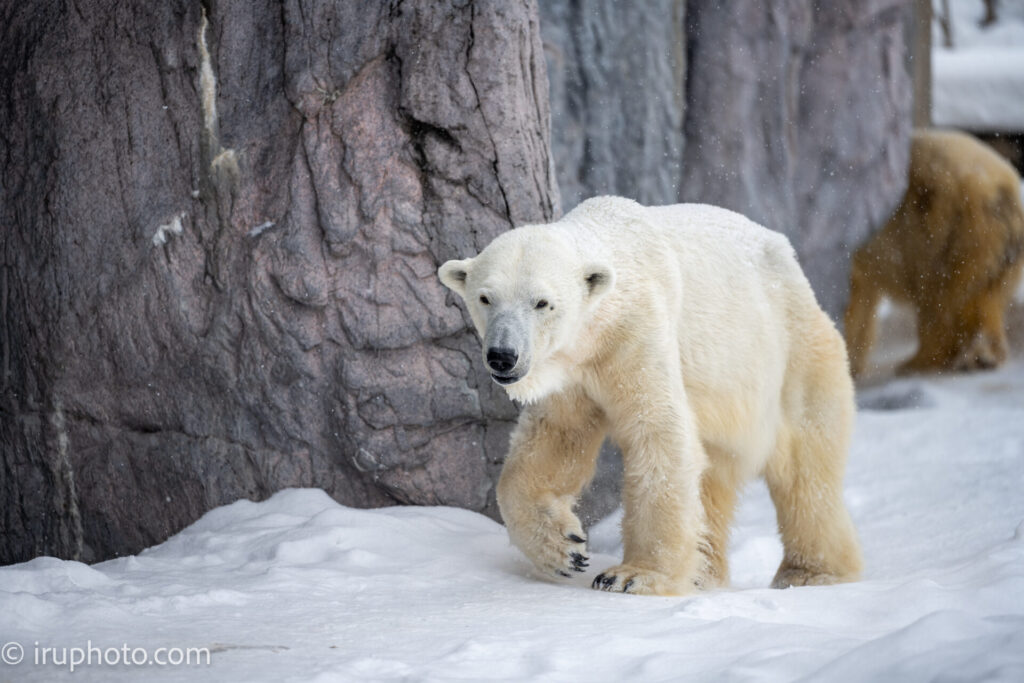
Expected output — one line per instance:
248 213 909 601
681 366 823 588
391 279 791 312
932 0 1024 131
3 332 1024 681
933 49 1024 131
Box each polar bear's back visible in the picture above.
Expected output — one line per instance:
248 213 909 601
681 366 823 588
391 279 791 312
563 196 813 311
643 203 796 270
566 195 791 254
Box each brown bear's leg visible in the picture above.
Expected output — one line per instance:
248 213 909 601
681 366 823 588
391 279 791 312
954 293 1005 370
767 327 862 588
843 260 883 379
899 301 961 374
955 266 1022 370
497 388 607 581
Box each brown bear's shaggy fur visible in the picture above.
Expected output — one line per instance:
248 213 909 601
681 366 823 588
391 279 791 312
845 129 1024 377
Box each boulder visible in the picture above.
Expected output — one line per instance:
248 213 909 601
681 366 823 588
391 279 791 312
0 0 556 563
542 0 913 319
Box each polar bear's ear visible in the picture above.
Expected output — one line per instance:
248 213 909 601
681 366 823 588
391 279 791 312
438 258 473 297
583 263 615 303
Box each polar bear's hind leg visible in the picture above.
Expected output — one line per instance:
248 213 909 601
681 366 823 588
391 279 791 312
695 458 740 589
765 322 863 588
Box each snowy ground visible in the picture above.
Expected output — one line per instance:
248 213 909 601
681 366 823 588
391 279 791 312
2 296 1024 682
932 0 1024 130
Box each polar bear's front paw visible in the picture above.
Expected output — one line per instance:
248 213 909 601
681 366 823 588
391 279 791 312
545 535 590 578
591 564 679 596
509 508 590 579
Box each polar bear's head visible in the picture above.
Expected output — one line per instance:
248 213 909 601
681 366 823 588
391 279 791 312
438 228 614 403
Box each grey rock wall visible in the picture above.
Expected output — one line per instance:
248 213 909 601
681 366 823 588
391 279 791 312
540 0 687 211
683 0 913 319
538 0 912 520
2 0 915 565
543 0 913 319
1 0 556 564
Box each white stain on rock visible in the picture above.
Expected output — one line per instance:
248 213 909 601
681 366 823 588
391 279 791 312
153 212 186 246
198 8 219 140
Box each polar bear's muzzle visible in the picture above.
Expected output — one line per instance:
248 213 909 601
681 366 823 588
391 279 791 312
483 312 531 385
486 346 527 385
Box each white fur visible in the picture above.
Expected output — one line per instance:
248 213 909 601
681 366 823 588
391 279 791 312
439 196 862 595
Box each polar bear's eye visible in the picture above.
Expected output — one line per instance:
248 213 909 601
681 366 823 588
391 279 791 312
535 300 549 310
479 295 490 305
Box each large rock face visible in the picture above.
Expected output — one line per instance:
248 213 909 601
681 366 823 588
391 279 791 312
0 0 557 564
540 0 687 211
2 0 914 564
538 0 911 519
543 0 912 319
682 0 913 319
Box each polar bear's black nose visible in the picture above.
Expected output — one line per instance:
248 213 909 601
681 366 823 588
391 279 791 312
486 347 518 374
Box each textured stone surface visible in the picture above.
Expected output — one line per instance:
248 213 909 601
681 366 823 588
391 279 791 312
683 0 913 319
2 0 915 565
543 0 913 319
1 0 556 563
540 0 687 212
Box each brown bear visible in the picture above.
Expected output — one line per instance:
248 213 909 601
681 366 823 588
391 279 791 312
845 129 1024 377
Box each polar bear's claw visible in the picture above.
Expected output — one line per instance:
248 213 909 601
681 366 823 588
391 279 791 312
591 564 679 595
592 571 636 592
509 506 592 579
570 552 589 572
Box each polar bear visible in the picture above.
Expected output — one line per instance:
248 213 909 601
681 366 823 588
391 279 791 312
845 129 1024 377
439 197 862 596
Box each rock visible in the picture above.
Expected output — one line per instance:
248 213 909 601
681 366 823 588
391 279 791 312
542 0 913 319
682 0 913 319
0 0 556 563
540 0 687 212
539 1 686 527
1 0 915 564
